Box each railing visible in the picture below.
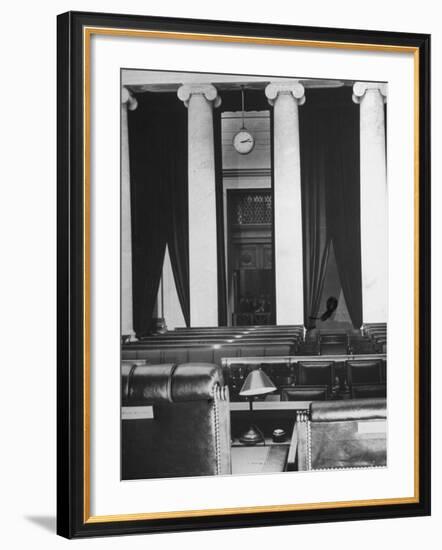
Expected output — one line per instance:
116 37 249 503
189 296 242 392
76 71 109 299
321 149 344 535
222 354 387 401
221 353 387 368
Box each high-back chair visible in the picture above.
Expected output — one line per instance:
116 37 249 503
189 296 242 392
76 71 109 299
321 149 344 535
346 360 383 385
297 361 335 387
320 341 349 355
293 398 387 470
122 363 231 479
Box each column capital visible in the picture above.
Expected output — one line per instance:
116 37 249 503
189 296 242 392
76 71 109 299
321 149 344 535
352 82 387 104
177 84 221 108
122 86 138 111
265 81 306 107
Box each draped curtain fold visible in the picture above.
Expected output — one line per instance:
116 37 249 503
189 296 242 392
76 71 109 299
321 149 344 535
166 113 191 328
128 92 190 337
300 105 332 329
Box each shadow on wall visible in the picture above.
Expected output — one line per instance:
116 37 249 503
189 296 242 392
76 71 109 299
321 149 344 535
24 515 56 533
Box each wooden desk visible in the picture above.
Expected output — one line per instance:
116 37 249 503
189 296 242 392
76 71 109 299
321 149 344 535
122 401 312 420
230 401 310 412
231 445 289 474
121 404 299 474
232 436 290 447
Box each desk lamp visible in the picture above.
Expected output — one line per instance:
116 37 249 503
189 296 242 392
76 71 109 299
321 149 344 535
239 369 276 445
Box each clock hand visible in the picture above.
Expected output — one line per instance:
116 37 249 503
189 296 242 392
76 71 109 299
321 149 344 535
240 138 252 143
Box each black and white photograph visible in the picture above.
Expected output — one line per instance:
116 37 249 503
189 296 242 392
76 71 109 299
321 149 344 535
0 0 435 544
121 68 388 480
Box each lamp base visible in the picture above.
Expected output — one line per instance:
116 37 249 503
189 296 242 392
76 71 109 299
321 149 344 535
239 424 264 446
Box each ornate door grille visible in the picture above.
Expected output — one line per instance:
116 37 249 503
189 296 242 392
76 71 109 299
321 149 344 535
230 191 272 225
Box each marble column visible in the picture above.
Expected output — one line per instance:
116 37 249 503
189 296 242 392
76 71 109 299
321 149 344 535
353 82 387 324
265 82 305 326
177 84 221 327
121 87 137 339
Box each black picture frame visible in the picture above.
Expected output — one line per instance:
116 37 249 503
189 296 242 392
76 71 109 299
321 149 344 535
57 10 431 539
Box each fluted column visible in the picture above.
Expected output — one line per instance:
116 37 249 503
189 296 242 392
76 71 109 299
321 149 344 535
266 82 305 326
121 87 138 339
353 82 387 323
177 84 221 327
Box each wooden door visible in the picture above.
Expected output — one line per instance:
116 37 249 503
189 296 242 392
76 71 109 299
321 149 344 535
227 190 275 325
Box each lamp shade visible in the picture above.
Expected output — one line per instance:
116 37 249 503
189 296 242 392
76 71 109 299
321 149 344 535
239 369 276 397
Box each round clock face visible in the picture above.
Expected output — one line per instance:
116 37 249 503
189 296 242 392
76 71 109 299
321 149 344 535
233 130 255 155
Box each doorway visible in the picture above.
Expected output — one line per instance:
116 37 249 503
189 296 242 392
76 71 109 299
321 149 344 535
227 190 275 325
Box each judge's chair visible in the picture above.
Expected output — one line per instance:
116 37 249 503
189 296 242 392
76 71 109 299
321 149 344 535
297 361 335 387
291 398 386 471
296 361 338 396
122 363 231 479
346 360 386 399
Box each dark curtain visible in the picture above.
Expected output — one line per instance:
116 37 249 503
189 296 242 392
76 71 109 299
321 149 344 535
166 111 191 329
325 88 363 328
128 92 190 337
213 108 227 326
299 87 362 329
299 98 331 328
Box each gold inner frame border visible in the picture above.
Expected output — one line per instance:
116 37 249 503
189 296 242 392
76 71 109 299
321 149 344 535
82 26 421 524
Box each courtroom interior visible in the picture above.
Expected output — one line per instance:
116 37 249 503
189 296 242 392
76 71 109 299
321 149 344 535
121 69 388 479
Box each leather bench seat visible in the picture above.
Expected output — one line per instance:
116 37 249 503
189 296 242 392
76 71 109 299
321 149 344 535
168 334 301 340
122 343 293 365
123 339 295 351
127 349 162 363
174 325 303 331
363 323 387 330
293 398 387 470
122 363 231 479
319 334 348 344
173 326 303 334
135 335 300 345
365 330 387 337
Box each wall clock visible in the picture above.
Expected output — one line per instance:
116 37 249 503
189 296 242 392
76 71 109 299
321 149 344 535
233 129 255 154
233 86 255 154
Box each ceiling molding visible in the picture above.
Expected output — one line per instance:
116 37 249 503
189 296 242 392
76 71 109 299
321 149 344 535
223 168 271 178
